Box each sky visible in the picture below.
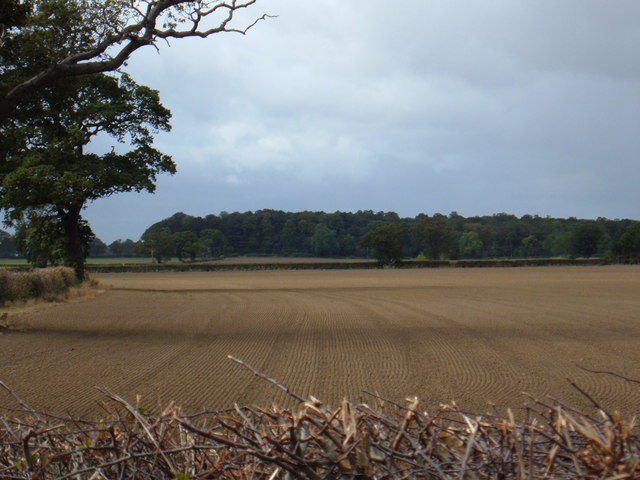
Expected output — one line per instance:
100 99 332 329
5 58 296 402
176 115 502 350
85 0 640 243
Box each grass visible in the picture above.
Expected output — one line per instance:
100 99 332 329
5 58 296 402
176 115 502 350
0 258 28 265
85 257 156 264
0 257 158 266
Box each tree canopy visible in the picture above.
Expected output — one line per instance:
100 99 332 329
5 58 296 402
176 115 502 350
136 210 638 263
0 70 174 278
0 0 269 119
358 222 406 265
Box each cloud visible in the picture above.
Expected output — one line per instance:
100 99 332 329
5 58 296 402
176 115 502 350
85 0 640 242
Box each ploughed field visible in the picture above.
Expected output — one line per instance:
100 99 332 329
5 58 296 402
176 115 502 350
1 266 639 417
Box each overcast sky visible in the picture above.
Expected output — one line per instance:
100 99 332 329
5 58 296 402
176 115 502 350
85 0 640 243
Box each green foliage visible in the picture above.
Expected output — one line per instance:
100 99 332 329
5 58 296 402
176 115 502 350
1 0 129 119
145 210 393 259
1 0 267 119
137 228 175 263
0 0 31 31
89 237 108 257
310 223 338 257
608 222 640 263
12 210 93 268
521 234 541 258
199 229 226 258
543 227 572 257
172 231 205 262
359 222 406 265
137 210 638 263
1 69 173 279
412 214 453 260
12 212 64 267
568 221 606 258
458 231 483 258
1 0 174 280
107 238 136 257
490 213 524 258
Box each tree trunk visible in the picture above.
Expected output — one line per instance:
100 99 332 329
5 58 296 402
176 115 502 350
60 205 86 281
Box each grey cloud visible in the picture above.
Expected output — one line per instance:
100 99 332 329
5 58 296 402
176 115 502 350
86 0 640 242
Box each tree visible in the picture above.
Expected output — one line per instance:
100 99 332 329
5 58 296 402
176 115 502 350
12 209 93 267
458 231 483 258
172 231 205 262
521 234 542 258
108 238 137 257
462 223 492 257
200 229 226 258
608 223 640 263
0 0 270 119
108 239 125 257
0 71 174 279
359 222 405 265
137 228 175 263
0 0 30 38
310 223 338 257
568 222 606 258
491 213 523 258
412 214 453 260
89 237 108 257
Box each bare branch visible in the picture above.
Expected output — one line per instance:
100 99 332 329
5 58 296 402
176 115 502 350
228 355 308 403
0 0 273 119
578 365 640 385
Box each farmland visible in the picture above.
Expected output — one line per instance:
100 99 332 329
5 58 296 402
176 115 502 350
1 265 639 417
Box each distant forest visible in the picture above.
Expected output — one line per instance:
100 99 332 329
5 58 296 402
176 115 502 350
2 210 639 263
130 210 639 263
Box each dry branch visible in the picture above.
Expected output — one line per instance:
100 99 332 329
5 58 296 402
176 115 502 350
1 390 638 479
1 361 639 478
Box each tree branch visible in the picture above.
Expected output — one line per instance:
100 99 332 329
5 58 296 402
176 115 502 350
0 0 272 120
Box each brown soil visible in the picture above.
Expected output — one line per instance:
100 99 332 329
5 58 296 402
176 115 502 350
1 266 639 418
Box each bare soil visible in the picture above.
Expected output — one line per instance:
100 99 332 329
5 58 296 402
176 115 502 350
1 266 639 417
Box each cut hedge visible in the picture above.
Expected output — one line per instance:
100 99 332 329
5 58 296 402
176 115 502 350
1 359 638 479
0 388 637 479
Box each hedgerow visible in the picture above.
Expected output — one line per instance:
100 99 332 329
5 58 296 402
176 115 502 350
0 267 77 305
85 258 605 274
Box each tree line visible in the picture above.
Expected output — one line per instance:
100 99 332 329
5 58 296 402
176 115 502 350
2 210 639 265
131 210 640 264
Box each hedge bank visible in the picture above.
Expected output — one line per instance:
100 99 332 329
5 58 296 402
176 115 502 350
0 267 77 305
83 257 605 273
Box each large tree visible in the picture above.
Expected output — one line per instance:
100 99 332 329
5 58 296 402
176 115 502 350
359 222 406 265
412 214 453 260
568 221 606 258
0 0 269 119
0 71 174 279
609 223 640 264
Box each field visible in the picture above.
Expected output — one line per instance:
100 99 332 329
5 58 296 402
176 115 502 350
1 265 639 418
